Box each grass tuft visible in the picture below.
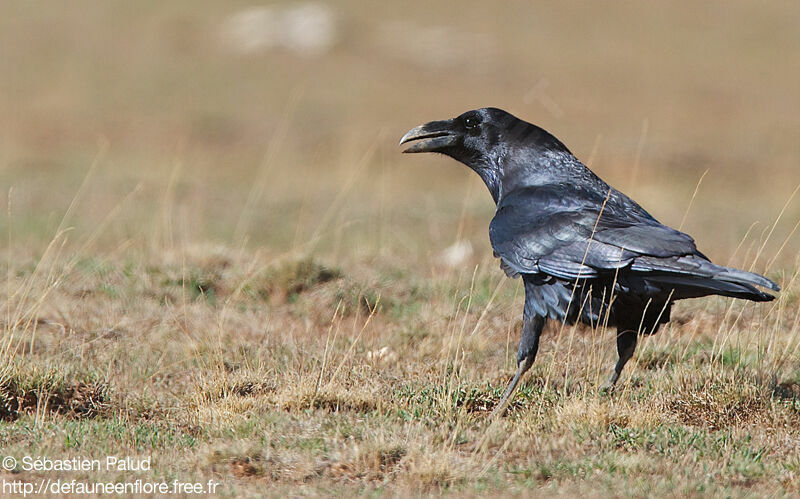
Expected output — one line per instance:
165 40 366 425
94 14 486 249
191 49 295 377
249 258 342 302
0 364 111 421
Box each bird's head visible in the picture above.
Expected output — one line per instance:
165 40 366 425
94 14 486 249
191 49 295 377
399 108 515 168
400 108 571 202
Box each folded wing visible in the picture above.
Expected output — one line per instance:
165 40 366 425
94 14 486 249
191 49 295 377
489 183 778 301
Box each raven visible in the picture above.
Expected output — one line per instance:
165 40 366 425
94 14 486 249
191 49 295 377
400 108 779 416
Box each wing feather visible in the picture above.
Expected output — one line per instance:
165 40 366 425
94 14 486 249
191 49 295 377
490 184 700 280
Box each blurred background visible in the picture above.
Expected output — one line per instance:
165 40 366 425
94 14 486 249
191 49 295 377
1 0 798 269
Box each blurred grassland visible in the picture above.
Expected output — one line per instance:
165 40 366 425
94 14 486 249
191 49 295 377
1 1 799 496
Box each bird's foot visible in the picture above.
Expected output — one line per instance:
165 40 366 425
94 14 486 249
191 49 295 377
490 399 510 419
600 372 620 394
491 356 535 418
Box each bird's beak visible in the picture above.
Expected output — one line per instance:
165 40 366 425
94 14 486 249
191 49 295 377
399 119 459 153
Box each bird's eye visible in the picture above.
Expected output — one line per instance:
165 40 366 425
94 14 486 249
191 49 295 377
464 115 480 129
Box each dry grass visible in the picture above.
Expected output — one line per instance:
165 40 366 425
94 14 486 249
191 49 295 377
1 240 798 495
1 1 799 496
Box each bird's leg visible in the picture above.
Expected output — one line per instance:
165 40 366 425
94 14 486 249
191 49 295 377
601 329 638 391
492 315 545 417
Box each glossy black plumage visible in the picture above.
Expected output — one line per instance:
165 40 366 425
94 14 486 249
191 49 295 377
400 107 779 414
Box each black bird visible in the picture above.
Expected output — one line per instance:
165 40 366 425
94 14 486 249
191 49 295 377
400 108 779 416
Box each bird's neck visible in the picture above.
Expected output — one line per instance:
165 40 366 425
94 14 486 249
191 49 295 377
491 150 593 204
474 167 502 204
470 148 592 206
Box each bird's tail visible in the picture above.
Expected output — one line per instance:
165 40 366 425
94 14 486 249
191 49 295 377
633 256 780 302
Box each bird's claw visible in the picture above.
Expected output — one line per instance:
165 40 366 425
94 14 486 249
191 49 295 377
600 372 620 394
490 402 509 419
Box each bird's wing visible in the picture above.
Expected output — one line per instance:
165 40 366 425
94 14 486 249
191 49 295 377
489 183 700 280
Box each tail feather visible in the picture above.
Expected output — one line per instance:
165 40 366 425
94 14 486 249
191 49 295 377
716 267 780 292
632 255 779 302
643 273 775 302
